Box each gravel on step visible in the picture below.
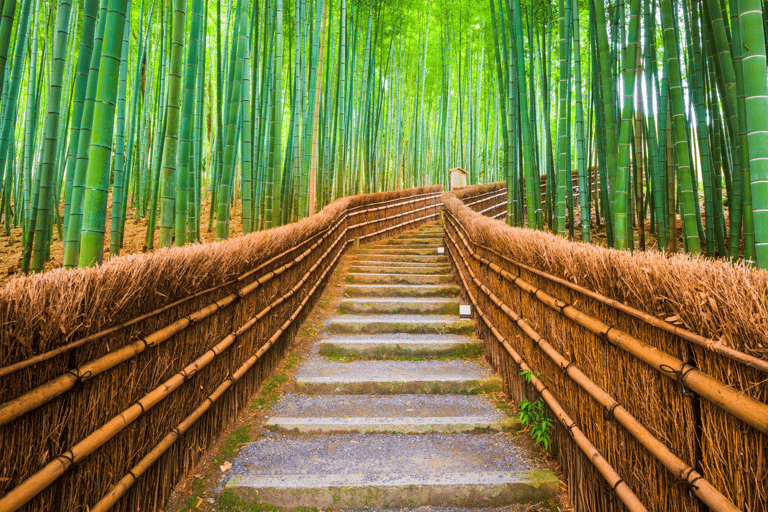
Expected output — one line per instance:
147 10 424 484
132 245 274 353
270 393 505 418
226 432 544 478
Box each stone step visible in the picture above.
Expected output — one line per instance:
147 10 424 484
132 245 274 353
346 273 453 285
353 257 448 266
294 359 499 394
339 298 459 315
225 433 558 510
264 394 520 434
266 394 517 431
343 284 460 298
353 254 448 263
399 231 445 239
348 264 450 275
358 246 442 256
327 314 473 335
383 237 443 246
318 333 481 358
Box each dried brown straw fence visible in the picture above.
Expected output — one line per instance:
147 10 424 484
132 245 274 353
0 185 442 512
445 182 767 512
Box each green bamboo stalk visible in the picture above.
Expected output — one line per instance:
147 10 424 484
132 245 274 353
174 0 204 245
738 0 768 267
613 0 641 250
77 0 129 267
660 0 701 254
30 0 74 272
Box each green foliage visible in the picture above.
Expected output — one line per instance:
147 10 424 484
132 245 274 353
518 369 554 450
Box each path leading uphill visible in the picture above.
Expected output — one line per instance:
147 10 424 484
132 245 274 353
223 221 559 510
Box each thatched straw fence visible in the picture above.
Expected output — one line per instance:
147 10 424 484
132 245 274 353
444 183 767 512
0 186 442 512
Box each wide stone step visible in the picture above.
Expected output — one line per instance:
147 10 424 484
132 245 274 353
353 254 448 263
339 298 459 315
225 433 558 509
348 264 450 275
327 314 473 335
294 359 499 394
346 273 453 285
318 333 480 358
359 246 441 256
344 284 460 298
263 394 519 434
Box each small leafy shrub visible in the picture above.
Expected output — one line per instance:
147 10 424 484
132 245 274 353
518 370 554 450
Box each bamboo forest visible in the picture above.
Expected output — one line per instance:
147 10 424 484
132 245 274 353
1 0 768 272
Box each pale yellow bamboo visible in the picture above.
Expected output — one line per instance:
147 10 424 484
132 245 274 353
445 222 740 512
446 209 768 436
445 232 649 512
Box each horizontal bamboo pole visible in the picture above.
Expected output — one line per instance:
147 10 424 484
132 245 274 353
0 227 350 512
0 224 349 427
444 223 740 512
88 234 349 512
463 190 507 209
347 191 442 214
446 210 768 436
0 210 349 379
348 193 441 217
444 230 648 512
0 279 239 378
475 239 768 374
357 209 440 240
478 200 507 216
0 193 434 425
0 191 429 378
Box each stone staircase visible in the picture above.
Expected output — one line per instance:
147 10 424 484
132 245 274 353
224 222 559 510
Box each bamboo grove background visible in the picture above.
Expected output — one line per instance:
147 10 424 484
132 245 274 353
445 182 767 512
3 0 768 275
0 185 441 512
0 0 500 274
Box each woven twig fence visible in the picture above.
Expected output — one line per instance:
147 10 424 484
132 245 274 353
444 184 767 512
0 185 442 512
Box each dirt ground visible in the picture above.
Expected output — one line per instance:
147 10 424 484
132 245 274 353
0 194 245 289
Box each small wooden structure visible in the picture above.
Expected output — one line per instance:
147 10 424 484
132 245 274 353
450 167 468 189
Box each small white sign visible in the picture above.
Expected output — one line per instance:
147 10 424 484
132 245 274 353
459 304 471 318
437 247 445 254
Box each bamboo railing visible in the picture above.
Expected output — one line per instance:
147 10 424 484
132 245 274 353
444 184 767 512
0 186 442 512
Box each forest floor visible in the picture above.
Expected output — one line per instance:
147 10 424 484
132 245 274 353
0 188 729 290
0 194 244 289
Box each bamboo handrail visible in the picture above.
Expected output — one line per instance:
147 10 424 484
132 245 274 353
0 209 349 378
87 234 349 512
347 191 441 213
0 217 350 512
0 194 438 425
445 210 768 436
478 200 507 216
444 225 649 512
453 190 768 374
476 239 768 373
444 222 740 512
462 190 506 208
